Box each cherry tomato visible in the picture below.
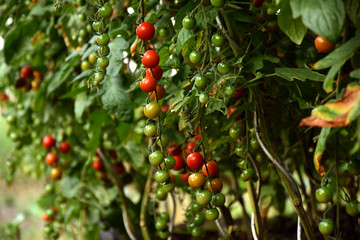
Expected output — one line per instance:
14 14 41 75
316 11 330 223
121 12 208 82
211 33 226 47
20 65 33 79
188 172 206 188
50 167 62 180
189 51 202 65
315 36 335 53
142 50 160 68
46 153 58 166
97 33 110 46
92 159 104 171
195 75 208 89
43 135 56 149
191 202 203 213
228 106 236 117
156 188 167 201
99 3 113 18
150 85 165 100
136 22 155 41
146 65 163 81
114 162 125 174
159 212 170 221
144 102 161 119
208 178 223 193
251 0 264 7
144 124 157 137
217 62 231 75
149 150 165 166
97 56 109 68
81 60 91 72
162 181 175 192
211 193 226 207
180 171 190 182
59 141 71 154
140 76 157 93
199 92 209 104
234 88 244 98
187 152 204 170
98 45 110 56
250 138 260 150
225 85 236 96
202 161 219 177
88 53 98 64
229 128 241 139
193 213 205 226
319 219 334 235
155 170 170 183
157 134 170 148
206 208 219 221
186 141 196 155
0 93 9 100
191 227 203 237
196 190 212 206
315 186 332 203
155 218 168 231
345 200 359 216
158 230 170 239
241 168 256 181
94 72 105 82
211 0 225 8
42 212 53 222
182 16 195 30
167 142 182 156
172 155 185 170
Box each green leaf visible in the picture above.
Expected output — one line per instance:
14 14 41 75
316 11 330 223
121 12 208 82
176 28 193 55
323 61 345 93
227 9 255 23
60 177 82 198
101 76 133 123
86 108 112 153
275 68 325 82
195 6 218 29
313 31 360 70
174 1 197 30
209 136 231 152
74 92 93 121
290 0 345 43
350 69 360 79
244 55 280 73
344 0 360 28
47 57 78 95
278 1 307 45
108 38 129 77
71 69 92 83
313 128 331 176
158 47 171 66
59 86 88 99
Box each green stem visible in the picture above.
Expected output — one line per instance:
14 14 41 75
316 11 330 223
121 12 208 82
246 181 263 240
217 10 239 56
140 167 153 240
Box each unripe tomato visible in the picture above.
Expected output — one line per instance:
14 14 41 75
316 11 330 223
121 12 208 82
206 208 219 221
345 200 359 216
99 3 113 18
88 53 98 64
229 128 241 139
211 33 226 47
97 56 109 68
315 186 332 203
43 135 56 149
191 227 203 237
199 92 209 104
149 150 165 166
50 167 62 180
211 0 225 8
20 65 33 79
98 45 110 56
146 65 163 81
241 168 256 182
136 22 155 41
188 172 206 188
208 178 223 193
202 161 219 177
156 188 167 201
157 134 170 148
187 152 204 170
97 33 110 46
158 230 170 239
250 138 260 150
193 213 205 226
182 16 196 30
144 124 157 137
155 170 170 183
150 85 165 100
319 219 334 235
217 62 231 75
163 156 176 170
211 193 226 207
189 51 202 65
315 36 335 53
81 60 91 71
155 218 168 231
92 159 104 171
140 76 157 93
144 102 161 119
159 212 170 221
225 85 236 96
195 75 208 89
172 155 185 170
162 181 175 192
196 190 212 206
191 202 203 213
95 72 105 82
59 141 71 154
46 153 58 166
142 50 160 68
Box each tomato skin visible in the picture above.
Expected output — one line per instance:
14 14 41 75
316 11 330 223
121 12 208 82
199 92 209 104
345 200 359 216
99 3 113 18
206 208 219 221
144 124 157 137
187 152 204 170
211 33 226 47
146 65 163 81
210 0 225 8
241 168 256 181
97 33 110 46
144 102 161 119
196 190 212 206
148 150 165 166
50 167 62 180
172 155 185 170
182 16 196 30
92 160 104 171
251 0 264 7
114 163 125 174
180 171 190 182
195 75 208 89
156 188 168 201
217 62 231 75
59 141 71 154
315 36 335 53
20 65 33 79
225 85 236 96
229 128 241 139
319 219 334 235
43 136 56 149
162 181 175 192
211 193 226 207
142 50 160 68
167 142 182 156
46 153 58 166
315 186 332 203
155 218 168 231
189 51 202 65
136 22 155 41
208 178 223 193
191 202 203 213
42 212 53 222
140 76 157 93
188 172 206 188
234 89 244 98
155 170 170 183
202 161 219 177
0 93 9 100
97 56 109 68
150 85 165 100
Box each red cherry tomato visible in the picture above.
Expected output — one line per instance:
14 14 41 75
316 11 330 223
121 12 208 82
193 135 201 142
140 76 157 93
202 161 219 177
58 141 71 154
315 36 335 53
187 152 204 170
169 173 175 182
136 22 155 41
114 162 125 174
0 93 9 100
167 142 182 156
180 171 190 182
142 50 160 68
20 65 33 79
42 135 56 149
172 155 185 170
146 65 163 81
46 153 58 166
234 89 244 98
92 160 104 171
42 213 52 222
150 85 165 100
161 104 169 113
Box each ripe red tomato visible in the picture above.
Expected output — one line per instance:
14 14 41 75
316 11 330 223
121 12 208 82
58 141 71 154
180 171 190 182
228 106 236 117
140 76 157 93
20 65 33 79
187 152 204 170
0 93 9 100
161 104 169 113
169 173 175 182
234 89 244 98
202 161 219 177
251 0 264 7
150 85 165 100
315 36 335 53
93 160 104 171
146 65 163 81
42 135 56 149
167 142 182 156
42 212 52 222
208 178 223 193
186 141 196 155
142 50 160 68
172 155 185 170
114 162 125 174
136 22 155 41
46 153 58 166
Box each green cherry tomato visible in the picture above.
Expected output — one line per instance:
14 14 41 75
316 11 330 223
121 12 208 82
144 124 157 137
88 53 98 64
6 115 16 124
159 212 170 222
191 226 203 237
156 188 167 201
144 102 161 119
182 16 196 30
315 186 332 203
319 219 334 235
163 156 176 170
158 28 168 37
149 150 165 166
155 218 168 231
237 159 249 170
191 202 203 213
193 213 205 226
250 138 260 150
196 190 212 206
229 128 241 139
97 33 110 46
97 56 109 68
195 75 208 89
345 200 359 216
79 29 87 38
162 181 175 192
255 153 264 163
347 160 360 175
190 51 202 65
199 92 209 104
78 13 85 21
206 208 219 221
81 60 91 71
225 85 236 96
95 72 105 82
241 168 256 182
155 170 170 183
158 230 170 239
98 45 110 56
211 193 226 207
235 146 247 157
212 33 226 47
217 62 231 75
99 3 113 18
249 128 256 136
211 0 225 8
185 210 194 219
